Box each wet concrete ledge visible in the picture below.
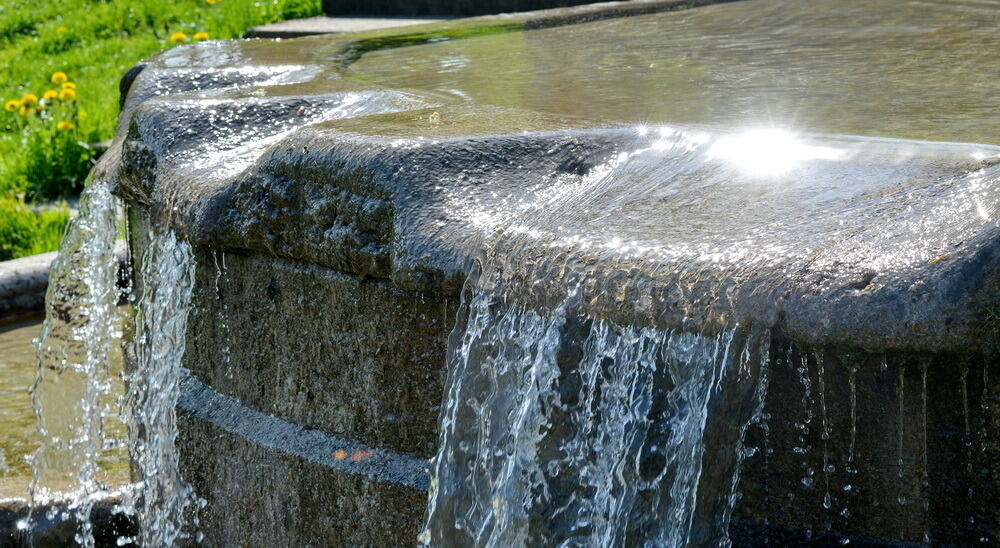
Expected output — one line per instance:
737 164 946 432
0 252 58 324
0 244 130 325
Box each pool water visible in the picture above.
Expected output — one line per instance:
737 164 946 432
0 317 128 500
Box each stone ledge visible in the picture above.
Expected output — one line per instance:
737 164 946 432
245 16 449 39
0 243 130 324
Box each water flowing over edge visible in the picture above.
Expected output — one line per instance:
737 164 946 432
119 230 204 546
27 180 203 546
29 180 121 547
421 267 772 547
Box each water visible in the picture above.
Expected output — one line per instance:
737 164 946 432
29 180 125 546
422 258 771 547
0 318 127 499
352 0 1000 145
120 230 203 546
24 179 200 546
412 112 998 544
1 319 47 487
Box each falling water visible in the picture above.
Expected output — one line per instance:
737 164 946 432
29 180 122 547
27 177 202 545
119 230 203 546
421 268 770 547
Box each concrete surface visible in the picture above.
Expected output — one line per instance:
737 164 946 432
246 16 448 39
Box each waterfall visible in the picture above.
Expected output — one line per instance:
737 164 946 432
119 230 203 546
29 178 202 545
421 270 770 547
30 180 122 547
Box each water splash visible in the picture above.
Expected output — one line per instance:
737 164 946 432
421 273 769 547
119 230 204 546
30 180 122 547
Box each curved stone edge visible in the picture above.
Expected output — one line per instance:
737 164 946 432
0 243 130 324
97 15 1000 353
0 251 57 324
177 372 430 492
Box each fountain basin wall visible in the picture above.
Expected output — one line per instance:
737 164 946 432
105 0 999 544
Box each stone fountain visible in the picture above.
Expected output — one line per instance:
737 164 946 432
72 0 1000 544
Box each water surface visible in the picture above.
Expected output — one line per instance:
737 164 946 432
0 317 127 500
351 0 1000 144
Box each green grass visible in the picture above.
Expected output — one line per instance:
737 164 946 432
0 198 69 258
0 0 321 260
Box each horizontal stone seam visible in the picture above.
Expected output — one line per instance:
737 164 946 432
177 372 431 491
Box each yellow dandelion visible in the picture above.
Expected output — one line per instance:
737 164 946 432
4 99 20 112
79 111 89 119
18 105 29 116
43 90 59 101
61 82 76 90
35 105 45 113
56 26 69 34
58 88 76 101
169 32 187 43
50 72 68 84
193 31 210 41
57 121 75 131
21 93 38 106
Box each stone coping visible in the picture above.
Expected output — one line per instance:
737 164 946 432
0 242 130 323
97 0 999 353
245 16 449 39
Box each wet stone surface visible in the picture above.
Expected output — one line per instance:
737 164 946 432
105 0 999 544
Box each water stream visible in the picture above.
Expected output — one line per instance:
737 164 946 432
119 230 202 546
422 262 772 547
25 179 199 546
29 180 123 546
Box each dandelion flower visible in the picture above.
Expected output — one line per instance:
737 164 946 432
58 88 76 101
18 105 29 116
79 111 89 119
21 93 38 106
193 31 210 41
56 26 69 34
43 90 59 101
61 82 76 90
50 72 68 84
169 32 187 43
57 121 75 131
4 100 20 112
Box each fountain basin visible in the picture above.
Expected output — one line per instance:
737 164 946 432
101 0 998 544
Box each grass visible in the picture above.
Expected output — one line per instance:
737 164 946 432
0 0 321 261
0 198 68 258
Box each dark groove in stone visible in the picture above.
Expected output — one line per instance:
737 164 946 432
177 372 431 491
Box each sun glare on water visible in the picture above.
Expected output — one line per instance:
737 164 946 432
707 128 844 177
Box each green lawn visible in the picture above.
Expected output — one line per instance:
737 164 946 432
0 0 321 260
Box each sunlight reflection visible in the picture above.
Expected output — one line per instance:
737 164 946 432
707 128 844 177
